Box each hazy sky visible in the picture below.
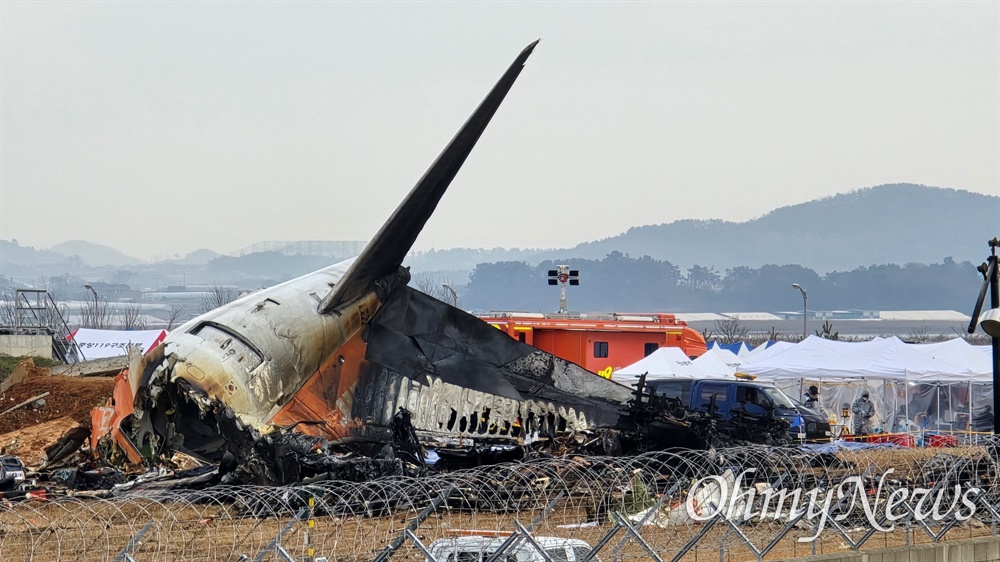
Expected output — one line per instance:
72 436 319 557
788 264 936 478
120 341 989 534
2 2 998 261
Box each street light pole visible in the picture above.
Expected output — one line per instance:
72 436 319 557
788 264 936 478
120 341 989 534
791 283 807 339
442 283 458 307
83 283 99 328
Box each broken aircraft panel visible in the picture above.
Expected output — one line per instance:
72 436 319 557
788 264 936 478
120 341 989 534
92 41 705 484
86 42 792 487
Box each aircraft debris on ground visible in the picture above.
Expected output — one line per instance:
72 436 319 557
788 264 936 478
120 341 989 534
0 43 792 499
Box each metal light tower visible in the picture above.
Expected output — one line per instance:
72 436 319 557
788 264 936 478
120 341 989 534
791 283 807 339
968 237 1000 435
547 265 579 313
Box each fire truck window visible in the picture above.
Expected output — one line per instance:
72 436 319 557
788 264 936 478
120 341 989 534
594 341 609 358
518 332 526 342
644 343 659 356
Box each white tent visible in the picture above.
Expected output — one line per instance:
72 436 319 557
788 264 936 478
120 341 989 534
708 341 754 358
905 339 994 432
693 347 744 377
614 346 725 382
907 339 992 381
742 336 960 382
744 341 795 362
742 336 992 433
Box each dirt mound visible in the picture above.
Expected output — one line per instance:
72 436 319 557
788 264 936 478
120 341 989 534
0 415 80 466
0 372 115 435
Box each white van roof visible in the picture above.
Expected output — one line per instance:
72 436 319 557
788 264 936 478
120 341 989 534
427 535 592 561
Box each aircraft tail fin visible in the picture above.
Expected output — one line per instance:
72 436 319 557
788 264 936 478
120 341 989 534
319 40 539 313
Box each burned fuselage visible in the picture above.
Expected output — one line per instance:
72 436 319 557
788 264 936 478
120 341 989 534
116 266 645 483
103 42 674 482
126 258 383 461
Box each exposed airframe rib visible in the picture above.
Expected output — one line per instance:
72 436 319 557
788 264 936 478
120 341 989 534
318 40 539 313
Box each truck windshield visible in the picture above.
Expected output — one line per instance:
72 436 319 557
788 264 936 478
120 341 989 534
762 387 795 409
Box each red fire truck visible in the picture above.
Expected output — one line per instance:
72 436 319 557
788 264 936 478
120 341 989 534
477 312 707 378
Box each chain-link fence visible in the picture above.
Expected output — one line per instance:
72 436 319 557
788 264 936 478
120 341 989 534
2 439 998 561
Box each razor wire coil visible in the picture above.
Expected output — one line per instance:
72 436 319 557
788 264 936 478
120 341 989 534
1 440 998 561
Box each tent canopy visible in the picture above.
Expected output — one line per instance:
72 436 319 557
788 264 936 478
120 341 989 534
906 339 992 381
744 341 795 362
615 346 728 382
708 341 754 358
743 336 969 382
693 347 744 377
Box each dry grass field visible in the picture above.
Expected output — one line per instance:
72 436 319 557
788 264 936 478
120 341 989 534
0 445 995 561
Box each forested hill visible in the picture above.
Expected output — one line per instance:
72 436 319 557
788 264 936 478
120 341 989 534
459 255 981 313
566 184 998 272
405 184 1000 274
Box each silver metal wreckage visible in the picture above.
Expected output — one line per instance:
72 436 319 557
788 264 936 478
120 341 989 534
95 42 789 486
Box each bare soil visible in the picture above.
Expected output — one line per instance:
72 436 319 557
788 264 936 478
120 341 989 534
0 415 80 465
0 371 114 435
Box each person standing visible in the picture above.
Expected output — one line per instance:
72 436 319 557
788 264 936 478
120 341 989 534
851 390 875 435
804 385 820 407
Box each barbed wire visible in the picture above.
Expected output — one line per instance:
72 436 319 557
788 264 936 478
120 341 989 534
1 440 998 561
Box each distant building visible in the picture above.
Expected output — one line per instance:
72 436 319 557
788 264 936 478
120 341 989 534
232 240 367 258
775 309 880 320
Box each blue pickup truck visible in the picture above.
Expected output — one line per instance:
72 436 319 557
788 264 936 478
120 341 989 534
643 378 833 441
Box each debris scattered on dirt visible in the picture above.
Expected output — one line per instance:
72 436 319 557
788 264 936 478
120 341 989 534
0 416 81 466
0 373 114 434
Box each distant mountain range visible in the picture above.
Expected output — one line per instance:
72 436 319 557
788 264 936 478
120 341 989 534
3 184 997 278
0 240 221 269
47 240 142 267
407 184 1000 274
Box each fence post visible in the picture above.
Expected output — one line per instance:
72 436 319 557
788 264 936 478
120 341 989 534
251 507 307 562
484 491 565 562
610 511 664 562
372 484 456 562
304 495 315 562
611 479 679 561
112 521 153 562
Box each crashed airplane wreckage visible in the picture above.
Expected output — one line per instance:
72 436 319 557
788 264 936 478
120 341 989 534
84 42 790 487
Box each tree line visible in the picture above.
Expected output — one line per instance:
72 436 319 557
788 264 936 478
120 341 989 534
457 253 982 313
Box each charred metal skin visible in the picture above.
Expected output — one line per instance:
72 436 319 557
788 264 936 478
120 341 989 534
127 262 408 460
104 42 725 486
110 41 656 480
